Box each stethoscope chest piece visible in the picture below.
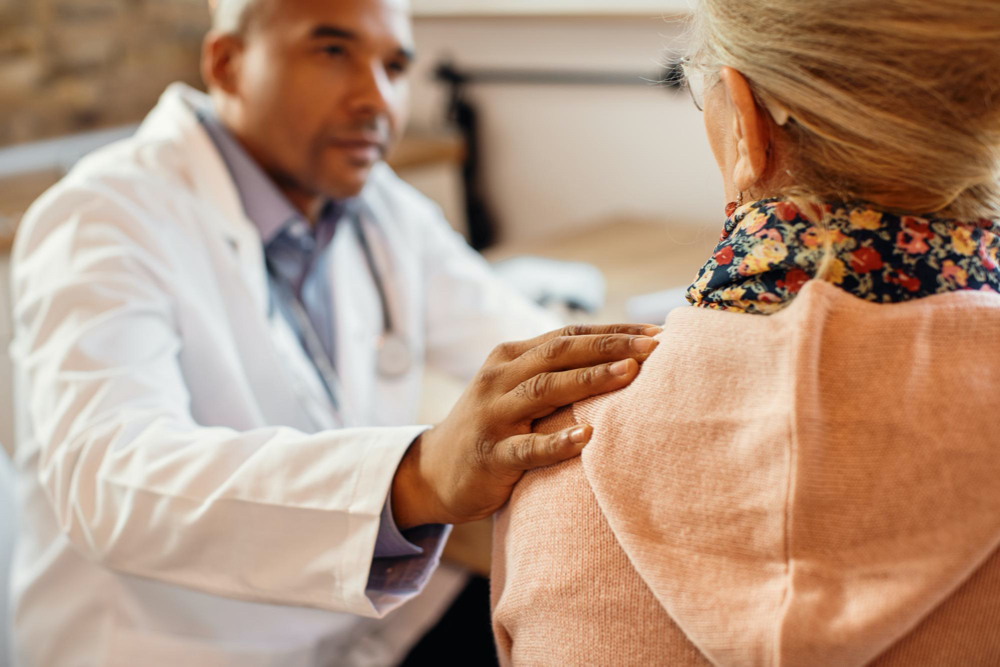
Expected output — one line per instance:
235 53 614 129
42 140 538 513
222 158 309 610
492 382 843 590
376 332 412 379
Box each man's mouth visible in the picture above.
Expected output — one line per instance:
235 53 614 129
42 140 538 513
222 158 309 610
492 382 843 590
329 137 386 164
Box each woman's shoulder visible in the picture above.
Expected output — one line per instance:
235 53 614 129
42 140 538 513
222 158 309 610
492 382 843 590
495 404 697 664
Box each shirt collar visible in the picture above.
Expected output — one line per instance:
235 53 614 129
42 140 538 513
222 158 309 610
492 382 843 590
196 105 307 247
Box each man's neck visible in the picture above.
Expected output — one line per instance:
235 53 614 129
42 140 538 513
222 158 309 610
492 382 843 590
212 98 325 226
282 187 325 227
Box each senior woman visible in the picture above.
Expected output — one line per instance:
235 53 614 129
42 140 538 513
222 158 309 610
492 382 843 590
490 0 1000 665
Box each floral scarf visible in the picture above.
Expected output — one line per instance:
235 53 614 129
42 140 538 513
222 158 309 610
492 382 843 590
687 198 1000 314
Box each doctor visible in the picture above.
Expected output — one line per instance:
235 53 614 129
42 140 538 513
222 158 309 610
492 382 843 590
7 0 661 665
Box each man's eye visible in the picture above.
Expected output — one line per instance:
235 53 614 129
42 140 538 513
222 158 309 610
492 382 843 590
322 46 345 56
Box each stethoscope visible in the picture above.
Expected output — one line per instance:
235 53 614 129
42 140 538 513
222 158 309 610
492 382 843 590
349 213 413 380
266 208 412 423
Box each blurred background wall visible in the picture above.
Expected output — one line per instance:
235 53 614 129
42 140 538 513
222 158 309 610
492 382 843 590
409 15 721 243
0 0 207 146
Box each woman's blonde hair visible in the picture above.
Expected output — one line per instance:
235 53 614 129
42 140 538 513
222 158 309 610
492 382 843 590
691 0 1000 220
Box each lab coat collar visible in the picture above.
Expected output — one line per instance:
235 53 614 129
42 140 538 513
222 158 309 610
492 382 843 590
195 105 303 247
135 83 271 315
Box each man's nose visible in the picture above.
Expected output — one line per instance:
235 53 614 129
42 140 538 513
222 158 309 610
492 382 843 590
347 61 394 117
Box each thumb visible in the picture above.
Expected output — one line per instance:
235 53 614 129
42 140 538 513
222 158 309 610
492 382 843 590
494 424 593 473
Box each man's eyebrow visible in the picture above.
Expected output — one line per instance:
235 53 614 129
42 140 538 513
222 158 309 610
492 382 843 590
310 25 416 61
311 25 357 40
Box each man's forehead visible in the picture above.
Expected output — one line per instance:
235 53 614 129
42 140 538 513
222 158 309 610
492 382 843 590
290 0 413 41
208 0 411 19
210 0 415 48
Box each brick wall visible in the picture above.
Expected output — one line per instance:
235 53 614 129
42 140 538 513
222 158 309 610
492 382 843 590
0 0 210 147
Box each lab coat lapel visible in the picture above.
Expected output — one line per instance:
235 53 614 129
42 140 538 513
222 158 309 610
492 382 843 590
137 84 271 316
138 84 341 431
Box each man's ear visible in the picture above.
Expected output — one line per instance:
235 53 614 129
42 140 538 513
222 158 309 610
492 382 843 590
719 66 771 194
201 31 243 96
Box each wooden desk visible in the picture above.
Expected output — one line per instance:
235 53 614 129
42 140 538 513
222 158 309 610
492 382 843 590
439 219 715 576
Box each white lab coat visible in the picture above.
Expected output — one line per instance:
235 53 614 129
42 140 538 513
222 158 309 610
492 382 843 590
7 83 560 667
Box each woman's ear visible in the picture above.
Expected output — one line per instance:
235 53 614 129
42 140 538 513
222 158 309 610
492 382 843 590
719 67 771 194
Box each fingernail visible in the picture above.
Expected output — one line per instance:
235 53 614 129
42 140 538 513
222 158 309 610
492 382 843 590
631 337 659 354
642 326 663 337
570 426 591 444
610 360 632 376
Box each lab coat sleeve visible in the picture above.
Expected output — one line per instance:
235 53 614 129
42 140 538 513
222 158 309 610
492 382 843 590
420 211 564 382
10 192 431 619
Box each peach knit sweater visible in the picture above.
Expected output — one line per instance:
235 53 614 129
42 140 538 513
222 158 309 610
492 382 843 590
491 281 1000 666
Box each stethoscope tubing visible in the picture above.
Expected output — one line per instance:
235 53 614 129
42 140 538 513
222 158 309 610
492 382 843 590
350 214 396 336
264 207 410 425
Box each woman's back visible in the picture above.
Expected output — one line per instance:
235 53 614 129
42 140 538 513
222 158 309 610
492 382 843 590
492 282 1000 665
492 0 1000 661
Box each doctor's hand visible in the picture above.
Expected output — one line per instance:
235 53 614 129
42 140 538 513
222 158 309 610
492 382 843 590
391 324 661 529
